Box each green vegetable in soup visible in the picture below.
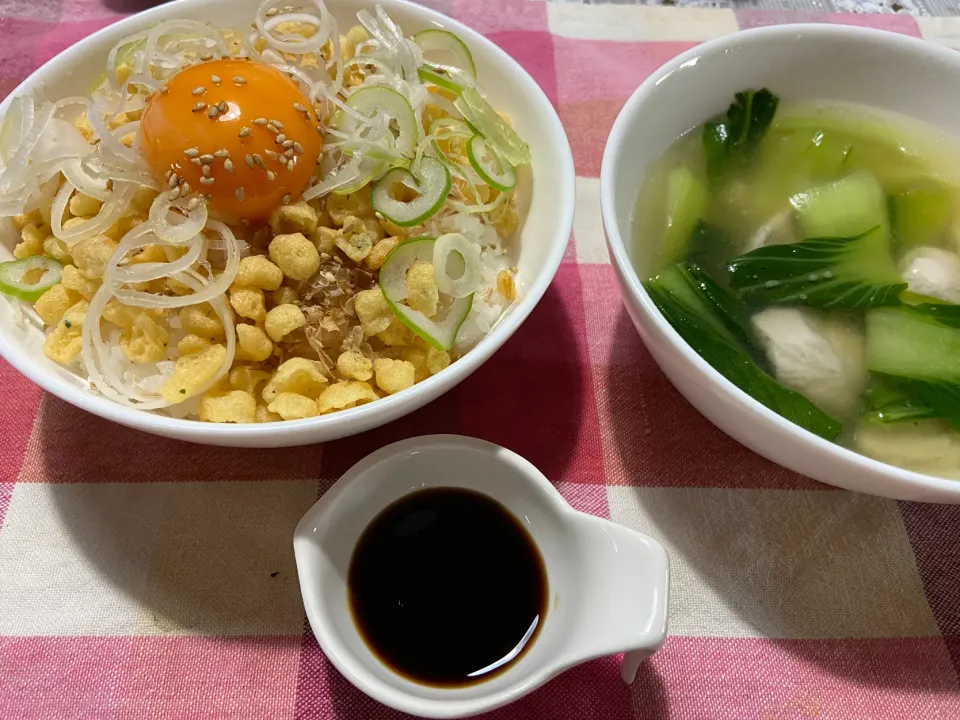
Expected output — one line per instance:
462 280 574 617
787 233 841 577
686 221 734 276
661 164 708 266
804 130 855 180
863 375 941 425
910 302 960 328
646 262 842 440
651 261 750 348
728 227 906 309
790 171 888 240
866 307 960 430
867 307 960 383
703 89 779 179
890 182 953 249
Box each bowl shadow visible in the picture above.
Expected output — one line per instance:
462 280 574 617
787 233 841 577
37 281 584 638
606 307 953 693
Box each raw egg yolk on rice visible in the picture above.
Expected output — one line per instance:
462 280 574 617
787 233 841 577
139 58 322 221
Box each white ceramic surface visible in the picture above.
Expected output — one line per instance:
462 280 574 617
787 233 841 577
293 436 669 718
0 0 574 447
600 24 960 503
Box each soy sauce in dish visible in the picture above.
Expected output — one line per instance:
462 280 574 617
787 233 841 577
348 487 548 688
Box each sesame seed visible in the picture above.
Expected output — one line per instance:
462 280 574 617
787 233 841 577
293 102 307 113
181 181 191 194
283 148 294 158
208 106 219 118
316 156 322 164
223 158 234 172
168 187 181 200
159 87 169 94
217 101 227 112
199 153 215 163
245 154 254 169
293 141 304 154
202 165 211 177
266 150 279 160
168 173 178 188
266 171 276 181
286 159 295 171
211 75 221 84
269 119 284 130
266 7 278 15
236 187 246 201
214 149 230 158
282 194 291 204
191 86 205 95
200 177 215 186
252 117 268 125
281 139 293 149
233 76 247 85
239 127 251 138
190 158 202 166
267 125 279 135
187 198 200 211
165 169 173 180
200 52 213 61
192 102 207 112
184 147 199 158
275 134 287 144
253 154 265 168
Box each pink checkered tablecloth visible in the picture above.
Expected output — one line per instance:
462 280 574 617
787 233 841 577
2 0 960 718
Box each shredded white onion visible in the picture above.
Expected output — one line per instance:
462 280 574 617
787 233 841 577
88 98 139 163
256 0 332 55
51 180 136 245
447 189 509 215
147 192 208 245
112 220 240 308
105 223 204 285
62 158 111 201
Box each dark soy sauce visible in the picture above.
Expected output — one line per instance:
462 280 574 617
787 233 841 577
348 487 548 688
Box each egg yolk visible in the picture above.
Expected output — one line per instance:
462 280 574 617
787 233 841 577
140 58 322 222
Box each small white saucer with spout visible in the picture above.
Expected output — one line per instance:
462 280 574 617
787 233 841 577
293 435 670 718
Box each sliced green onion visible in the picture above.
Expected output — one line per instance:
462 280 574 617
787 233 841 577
380 237 473 350
433 232 481 298
0 256 63 302
466 135 515 192
333 86 418 158
413 29 477 78
454 87 530 167
371 156 451 227
417 64 477 95
333 158 389 196
429 117 472 137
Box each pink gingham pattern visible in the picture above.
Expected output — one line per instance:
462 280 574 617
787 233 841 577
1 1 960 718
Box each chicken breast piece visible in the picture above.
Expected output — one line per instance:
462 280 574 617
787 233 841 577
900 246 960 304
751 307 866 417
